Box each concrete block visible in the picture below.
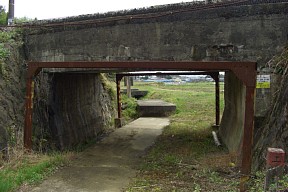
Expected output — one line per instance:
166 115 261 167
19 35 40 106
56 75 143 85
121 89 148 99
137 99 176 117
114 118 124 128
265 148 286 191
266 148 285 168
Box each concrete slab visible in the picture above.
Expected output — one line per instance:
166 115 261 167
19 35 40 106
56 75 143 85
26 118 170 192
137 99 176 117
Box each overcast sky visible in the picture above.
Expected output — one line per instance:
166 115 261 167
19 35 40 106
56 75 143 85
1 0 196 20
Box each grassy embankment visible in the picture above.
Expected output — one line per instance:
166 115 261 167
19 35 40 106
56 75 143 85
0 152 73 192
124 81 242 192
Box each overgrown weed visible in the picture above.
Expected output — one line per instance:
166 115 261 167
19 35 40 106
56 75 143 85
0 151 74 192
121 94 138 121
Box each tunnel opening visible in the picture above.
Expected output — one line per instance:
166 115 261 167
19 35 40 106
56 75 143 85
115 71 222 126
23 61 256 189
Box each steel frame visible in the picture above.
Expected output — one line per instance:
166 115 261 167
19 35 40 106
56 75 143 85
24 61 256 191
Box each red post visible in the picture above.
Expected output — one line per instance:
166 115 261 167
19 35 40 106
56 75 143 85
116 75 122 118
211 72 220 126
24 77 34 150
240 86 255 191
215 73 220 126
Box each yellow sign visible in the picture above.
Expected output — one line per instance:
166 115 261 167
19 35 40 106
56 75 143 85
256 75 270 89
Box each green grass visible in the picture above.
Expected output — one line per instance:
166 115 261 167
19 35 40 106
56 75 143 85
125 82 281 191
248 171 288 192
0 152 73 192
121 94 138 121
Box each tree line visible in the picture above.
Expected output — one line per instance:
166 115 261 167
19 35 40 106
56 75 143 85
0 5 7 25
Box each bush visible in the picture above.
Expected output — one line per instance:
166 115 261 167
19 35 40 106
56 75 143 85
121 95 138 121
0 6 7 25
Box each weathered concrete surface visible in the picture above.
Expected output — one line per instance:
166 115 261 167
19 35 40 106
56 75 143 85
0 41 26 152
137 99 176 117
33 73 115 150
219 72 245 156
27 118 170 192
26 2 288 68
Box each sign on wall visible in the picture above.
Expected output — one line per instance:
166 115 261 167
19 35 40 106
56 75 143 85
257 75 270 88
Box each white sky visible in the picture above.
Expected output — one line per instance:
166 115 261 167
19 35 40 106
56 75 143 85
1 0 196 20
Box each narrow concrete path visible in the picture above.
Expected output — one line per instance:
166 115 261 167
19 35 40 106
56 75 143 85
28 118 169 192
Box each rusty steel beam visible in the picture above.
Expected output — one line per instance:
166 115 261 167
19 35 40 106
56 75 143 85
117 71 222 77
28 61 255 72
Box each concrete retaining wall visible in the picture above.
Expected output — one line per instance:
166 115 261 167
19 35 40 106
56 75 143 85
219 72 245 154
45 73 114 149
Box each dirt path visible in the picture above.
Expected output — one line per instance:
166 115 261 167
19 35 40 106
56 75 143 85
27 118 169 192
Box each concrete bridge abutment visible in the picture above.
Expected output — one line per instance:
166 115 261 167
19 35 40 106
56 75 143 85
22 1 287 187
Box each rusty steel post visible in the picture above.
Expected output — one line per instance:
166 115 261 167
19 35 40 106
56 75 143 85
211 72 220 126
24 77 34 150
240 85 255 192
23 65 41 150
116 75 123 118
215 73 220 126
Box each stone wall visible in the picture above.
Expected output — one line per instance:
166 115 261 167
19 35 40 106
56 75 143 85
33 73 115 150
0 43 26 152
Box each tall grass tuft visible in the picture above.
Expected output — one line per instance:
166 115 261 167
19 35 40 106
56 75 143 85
0 152 73 192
